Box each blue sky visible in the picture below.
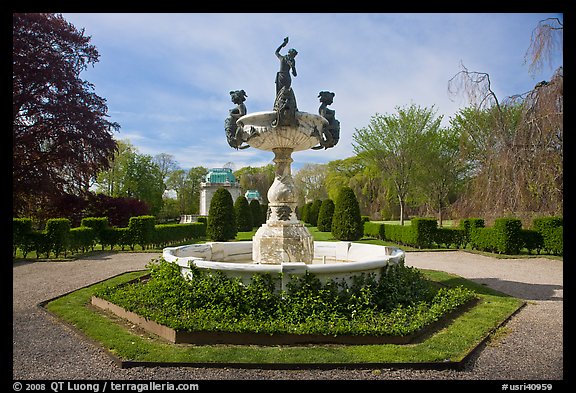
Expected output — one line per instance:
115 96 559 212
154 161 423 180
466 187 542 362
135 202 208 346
62 13 563 173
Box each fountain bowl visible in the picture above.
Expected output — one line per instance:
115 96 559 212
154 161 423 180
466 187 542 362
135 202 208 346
237 111 327 152
163 241 405 290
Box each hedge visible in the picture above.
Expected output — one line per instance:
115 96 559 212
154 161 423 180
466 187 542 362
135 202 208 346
128 216 156 250
13 216 207 257
69 226 96 253
533 217 563 255
13 218 33 257
45 218 71 258
81 217 109 250
362 216 562 256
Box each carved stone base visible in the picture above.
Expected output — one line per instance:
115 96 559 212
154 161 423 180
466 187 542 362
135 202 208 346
252 222 314 264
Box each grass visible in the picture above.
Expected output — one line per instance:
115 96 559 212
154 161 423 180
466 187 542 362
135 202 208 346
45 268 523 366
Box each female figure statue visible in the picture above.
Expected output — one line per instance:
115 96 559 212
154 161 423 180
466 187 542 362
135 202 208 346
275 37 298 96
224 90 249 149
316 91 340 149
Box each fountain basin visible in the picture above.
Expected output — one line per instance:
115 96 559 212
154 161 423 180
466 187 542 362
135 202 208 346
237 111 327 152
163 241 405 289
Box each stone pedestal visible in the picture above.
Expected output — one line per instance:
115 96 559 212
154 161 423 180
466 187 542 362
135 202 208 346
237 111 327 265
252 147 313 264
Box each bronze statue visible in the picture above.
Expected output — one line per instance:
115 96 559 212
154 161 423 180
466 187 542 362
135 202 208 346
275 37 298 96
224 90 249 149
313 91 340 149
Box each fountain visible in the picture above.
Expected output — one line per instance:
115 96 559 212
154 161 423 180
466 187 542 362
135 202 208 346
163 37 404 286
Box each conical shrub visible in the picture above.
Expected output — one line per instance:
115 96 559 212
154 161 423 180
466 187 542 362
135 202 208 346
331 187 363 241
207 188 237 241
234 195 253 232
317 199 335 232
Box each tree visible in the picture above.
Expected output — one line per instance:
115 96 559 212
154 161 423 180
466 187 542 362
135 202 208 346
95 139 137 197
206 188 237 241
447 25 563 223
13 13 118 217
153 153 179 195
308 199 322 227
249 199 264 228
235 165 275 204
317 199 335 232
524 17 563 76
353 104 442 225
234 195 253 232
95 140 165 216
331 187 363 241
124 154 165 216
164 166 207 215
293 163 328 208
412 126 467 226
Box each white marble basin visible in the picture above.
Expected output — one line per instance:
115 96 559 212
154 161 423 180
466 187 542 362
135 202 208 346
163 241 405 288
236 111 327 152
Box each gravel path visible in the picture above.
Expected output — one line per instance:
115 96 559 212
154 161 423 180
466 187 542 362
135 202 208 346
12 250 563 381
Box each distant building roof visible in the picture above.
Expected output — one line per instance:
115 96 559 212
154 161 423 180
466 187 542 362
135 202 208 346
245 190 261 200
204 168 238 184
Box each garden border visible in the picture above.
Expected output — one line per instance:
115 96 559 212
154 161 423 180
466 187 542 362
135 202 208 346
38 270 526 370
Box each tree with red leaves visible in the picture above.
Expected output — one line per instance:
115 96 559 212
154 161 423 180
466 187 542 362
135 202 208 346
13 13 119 219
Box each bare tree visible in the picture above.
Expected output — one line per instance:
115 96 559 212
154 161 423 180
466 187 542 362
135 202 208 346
447 62 562 222
524 17 563 76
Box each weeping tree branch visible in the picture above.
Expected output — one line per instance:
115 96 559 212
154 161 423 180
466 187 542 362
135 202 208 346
524 17 563 76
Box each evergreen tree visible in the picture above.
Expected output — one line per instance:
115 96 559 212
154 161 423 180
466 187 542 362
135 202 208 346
207 188 237 241
300 203 309 224
249 199 264 228
309 199 323 227
317 199 335 232
234 196 253 232
331 187 363 241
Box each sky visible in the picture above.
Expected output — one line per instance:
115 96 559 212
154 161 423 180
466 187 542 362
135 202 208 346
62 12 563 173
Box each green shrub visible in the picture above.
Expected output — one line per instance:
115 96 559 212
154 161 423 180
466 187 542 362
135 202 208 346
154 222 206 247
316 199 335 232
533 217 563 255
96 259 476 337
520 229 544 254
435 227 467 249
45 218 71 258
69 226 96 253
249 199 264 228
459 218 485 245
302 202 313 224
29 231 50 258
363 221 385 239
493 218 523 254
13 218 33 257
234 196 253 232
308 199 322 227
411 218 438 249
331 187 363 241
80 217 109 250
206 188 237 241
470 227 496 253
128 216 156 250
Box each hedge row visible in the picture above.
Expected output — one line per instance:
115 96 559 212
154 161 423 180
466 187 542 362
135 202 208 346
363 216 563 255
13 216 206 258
